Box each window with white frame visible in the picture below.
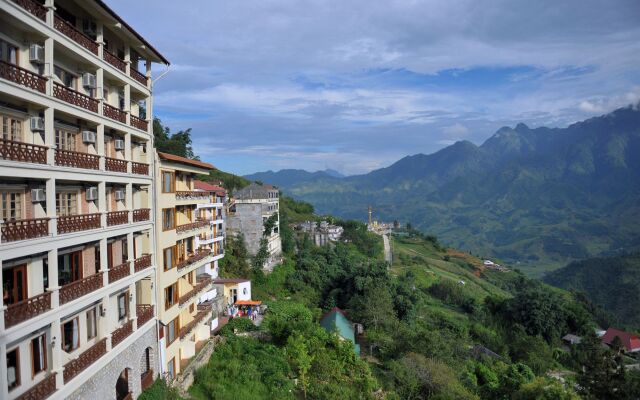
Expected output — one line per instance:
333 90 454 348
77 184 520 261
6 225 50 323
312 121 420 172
0 113 23 141
56 192 77 216
31 333 47 375
0 38 18 64
1 191 22 220
55 127 77 151
54 66 75 89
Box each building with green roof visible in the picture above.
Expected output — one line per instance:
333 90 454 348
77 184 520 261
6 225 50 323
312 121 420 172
320 308 361 355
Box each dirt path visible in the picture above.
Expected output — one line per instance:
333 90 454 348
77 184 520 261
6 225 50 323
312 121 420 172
383 234 392 264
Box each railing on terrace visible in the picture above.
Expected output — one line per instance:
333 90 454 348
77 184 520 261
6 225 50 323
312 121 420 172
103 103 126 123
176 249 210 270
108 261 130 284
134 254 152 272
136 304 154 326
4 291 51 328
176 191 209 200
130 68 148 86
57 213 101 234
103 48 126 72
105 156 127 172
107 210 129 226
54 14 98 55
111 320 133 348
15 372 56 400
55 148 100 169
0 138 47 164
130 114 148 131
1 218 49 242
53 83 99 112
11 0 47 21
0 60 47 93
133 208 150 222
59 273 103 304
176 219 208 233
179 308 211 340
63 338 106 383
178 276 212 306
131 161 149 175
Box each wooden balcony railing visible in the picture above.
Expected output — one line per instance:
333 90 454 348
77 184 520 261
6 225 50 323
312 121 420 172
0 60 47 93
179 308 211 340
176 219 208 233
133 208 150 222
176 191 210 200
131 162 149 175
16 372 56 400
54 14 98 55
105 156 127 173
111 319 133 348
4 291 51 328
107 210 129 226
57 213 101 234
60 273 103 304
103 103 126 123
130 114 148 131
53 83 98 113
130 68 148 86
1 218 49 242
134 254 152 273
108 261 130 284
0 138 47 164
140 369 154 391
136 304 154 326
55 148 99 169
63 338 106 383
103 48 126 72
176 249 211 271
179 276 212 306
12 0 47 21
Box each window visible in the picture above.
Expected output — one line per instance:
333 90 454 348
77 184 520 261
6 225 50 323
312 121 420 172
62 317 80 353
86 308 97 339
0 38 18 64
161 171 174 193
55 192 77 216
57 250 82 286
167 357 175 379
166 318 178 346
1 191 22 220
164 283 178 310
55 127 77 151
31 333 47 376
162 208 175 231
117 292 129 321
3 264 27 305
1 113 23 141
54 66 75 89
163 246 176 271
7 347 19 390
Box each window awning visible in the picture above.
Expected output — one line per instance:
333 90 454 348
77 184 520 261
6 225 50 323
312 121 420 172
234 300 262 306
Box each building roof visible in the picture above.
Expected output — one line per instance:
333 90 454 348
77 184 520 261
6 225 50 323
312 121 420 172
92 0 169 65
194 180 226 196
562 334 582 344
157 152 214 170
213 278 250 284
235 300 262 306
320 308 360 355
602 328 640 351
234 182 278 200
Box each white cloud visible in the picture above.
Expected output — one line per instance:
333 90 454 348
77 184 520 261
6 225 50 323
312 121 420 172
442 123 469 138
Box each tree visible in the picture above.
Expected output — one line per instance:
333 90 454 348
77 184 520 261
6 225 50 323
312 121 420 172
286 334 313 399
573 331 626 399
512 377 580 400
253 238 270 271
153 117 197 159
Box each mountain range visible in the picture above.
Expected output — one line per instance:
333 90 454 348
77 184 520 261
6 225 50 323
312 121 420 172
245 104 640 276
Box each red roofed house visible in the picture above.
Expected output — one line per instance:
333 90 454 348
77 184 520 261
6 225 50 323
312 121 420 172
601 328 640 352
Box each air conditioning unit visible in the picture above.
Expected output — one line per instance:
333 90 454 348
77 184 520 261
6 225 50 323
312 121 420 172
82 19 97 37
82 130 96 144
86 187 98 201
114 139 125 150
29 44 44 64
30 116 45 131
82 73 96 89
114 190 125 201
31 189 46 202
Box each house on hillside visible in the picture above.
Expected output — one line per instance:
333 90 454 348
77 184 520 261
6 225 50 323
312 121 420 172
602 328 640 353
320 308 361 355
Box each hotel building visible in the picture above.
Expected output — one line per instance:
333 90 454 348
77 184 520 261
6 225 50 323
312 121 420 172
0 0 168 399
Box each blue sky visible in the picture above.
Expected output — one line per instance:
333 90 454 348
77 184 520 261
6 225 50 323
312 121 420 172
108 0 640 175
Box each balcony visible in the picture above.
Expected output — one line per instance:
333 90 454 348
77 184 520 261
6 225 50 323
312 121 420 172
111 319 133 348
136 304 154 326
176 191 209 201
1 218 49 242
176 219 208 234
179 307 211 340
108 261 130 284
130 68 148 86
178 276 212 306
133 208 150 222
63 338 107 384
53 83 99 113
4 291 51 328
16 372 56 400
55 148 100 169
130 115 147 131
107 210 129 226
103 103 126 123
103 48 126 72
11 0 47 21
134 254 152 273
105 156 127 173
60 272 103 304
131 161 149 175
57 213 101 234
0 138 48 164
54 15 98 55
176 249 211 271
0 60 47 93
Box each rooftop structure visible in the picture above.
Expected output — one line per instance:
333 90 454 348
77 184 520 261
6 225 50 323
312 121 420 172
320 308 360 355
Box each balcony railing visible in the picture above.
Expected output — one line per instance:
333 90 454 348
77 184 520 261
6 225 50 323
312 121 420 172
111 319 133 348
60 273 103 304
107 210 129 226
131 162 149 175
179 308 211 340
1 218 49 242
176 249 211 270
133 208 150 222
130 115 148 131
54 15 99 55
103 48 126 72
0 60 47 93
134 254 152 273
63 338 106 383
55 148 100 170
53 83 99 113
176 191 210 200
136 304 154 326
105 156 127 173
108 261 130 284
0 138 47 164
57 213 101 234
176 219 208 234
12 0 47 21
4 291 51 328
179 276 212 306
16 372 56 400
103 103 126 123
130 68 148 86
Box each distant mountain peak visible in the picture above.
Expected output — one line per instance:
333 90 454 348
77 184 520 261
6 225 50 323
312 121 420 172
515 122 530 131
321 168 345 178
